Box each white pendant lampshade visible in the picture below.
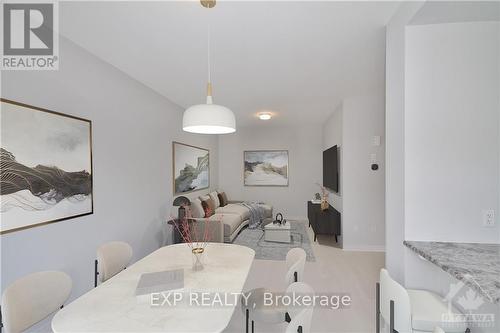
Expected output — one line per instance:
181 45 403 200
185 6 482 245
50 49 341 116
183 84 236 134
182 0 236 135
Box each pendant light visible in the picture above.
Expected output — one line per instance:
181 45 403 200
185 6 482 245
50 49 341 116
182 0 236 134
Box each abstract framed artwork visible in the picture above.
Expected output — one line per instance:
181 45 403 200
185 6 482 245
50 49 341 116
244 150 289 186
0 99 93 234
173 142 209 195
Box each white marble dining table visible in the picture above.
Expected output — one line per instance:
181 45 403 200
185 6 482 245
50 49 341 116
52 243 255 332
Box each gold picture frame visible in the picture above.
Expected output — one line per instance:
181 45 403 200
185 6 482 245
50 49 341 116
1 98 93 235
243 150 289 187
172 141 210 195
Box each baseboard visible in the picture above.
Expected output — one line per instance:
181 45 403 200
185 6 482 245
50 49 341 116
342 245 386 252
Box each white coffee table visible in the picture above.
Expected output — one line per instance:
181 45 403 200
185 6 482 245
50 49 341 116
264 221 291 243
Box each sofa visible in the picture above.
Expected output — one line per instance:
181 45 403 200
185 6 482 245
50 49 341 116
189 190 273 243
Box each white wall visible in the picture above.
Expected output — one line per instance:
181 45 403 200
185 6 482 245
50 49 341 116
322 103 343 213
386 5 500 330
0 37 218 331
218 125 323 219
385 1 425 282
342 94 386 251
322 93 386 251
405 22 500 243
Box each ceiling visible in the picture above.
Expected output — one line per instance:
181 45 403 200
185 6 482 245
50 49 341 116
59 1 399 127
410 1 500 25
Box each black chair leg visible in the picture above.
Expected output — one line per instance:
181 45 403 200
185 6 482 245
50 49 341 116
294 271 298 282
389 300 394 333
376 283 380 333
285 312 291 323
245 309 249 333
94 259 98 288
297 325 303 333
251 320 254 333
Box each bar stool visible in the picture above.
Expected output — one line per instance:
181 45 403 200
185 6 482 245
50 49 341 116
376 269 469 333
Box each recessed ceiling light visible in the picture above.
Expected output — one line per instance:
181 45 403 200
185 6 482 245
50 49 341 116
258 113 272 120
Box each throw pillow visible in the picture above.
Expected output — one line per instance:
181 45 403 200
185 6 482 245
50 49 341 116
190 198 204 218
209 191 220 209
199 195 210 201
218 192 228 207
201 198 215 217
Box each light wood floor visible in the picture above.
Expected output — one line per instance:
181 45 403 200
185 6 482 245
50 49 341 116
223 220 385 333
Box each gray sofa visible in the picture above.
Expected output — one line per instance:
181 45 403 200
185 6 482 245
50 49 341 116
191 192 273 243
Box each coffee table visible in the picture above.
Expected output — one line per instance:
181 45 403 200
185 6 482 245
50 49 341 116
264 221 291 243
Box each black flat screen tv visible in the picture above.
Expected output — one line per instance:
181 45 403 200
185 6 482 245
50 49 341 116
323 145 338 192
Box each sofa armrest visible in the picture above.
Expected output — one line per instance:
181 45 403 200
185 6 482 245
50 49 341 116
190 217 224 243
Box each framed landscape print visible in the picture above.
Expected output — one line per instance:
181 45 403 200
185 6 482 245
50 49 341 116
244 150 289 186
0 99 93 234
173 142 209 195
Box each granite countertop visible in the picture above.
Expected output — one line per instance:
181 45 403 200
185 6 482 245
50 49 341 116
404 240 500 304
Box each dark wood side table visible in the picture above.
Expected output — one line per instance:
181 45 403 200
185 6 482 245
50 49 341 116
307 201 341 242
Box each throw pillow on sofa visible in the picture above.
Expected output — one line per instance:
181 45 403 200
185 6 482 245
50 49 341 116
218 192 228 207
209 191 220 209
201 198 215 217
190 198 204 218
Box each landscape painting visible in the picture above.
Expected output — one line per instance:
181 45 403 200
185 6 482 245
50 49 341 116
0 99 93 234
244 150 289 186
173 142 209 194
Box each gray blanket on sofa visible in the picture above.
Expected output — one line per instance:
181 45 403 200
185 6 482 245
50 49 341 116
239 202 265 229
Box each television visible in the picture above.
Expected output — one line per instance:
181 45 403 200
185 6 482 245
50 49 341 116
323 145 338 192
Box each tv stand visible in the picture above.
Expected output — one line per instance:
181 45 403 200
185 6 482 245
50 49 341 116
307 201 341 242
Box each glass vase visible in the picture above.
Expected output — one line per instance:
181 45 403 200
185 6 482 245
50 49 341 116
191 247 205 271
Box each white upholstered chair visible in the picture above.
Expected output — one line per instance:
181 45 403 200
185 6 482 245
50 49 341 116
1 271 72 333
94 241 133 287
377 269 469 333
284 282 315 333
242 248 307 333
285 248 307 286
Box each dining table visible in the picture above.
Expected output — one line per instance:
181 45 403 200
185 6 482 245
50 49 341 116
52 243 255 332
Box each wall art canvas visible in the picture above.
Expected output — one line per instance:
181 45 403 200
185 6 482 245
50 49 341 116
173 142 209 194
0 99 93 234
244 150 289 186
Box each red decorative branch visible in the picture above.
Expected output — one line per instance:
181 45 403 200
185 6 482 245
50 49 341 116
168 204 222 249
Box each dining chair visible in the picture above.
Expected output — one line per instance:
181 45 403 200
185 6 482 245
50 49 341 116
94 241 133 287
1 271 72 333
242 282 315 333
376 268 469 333
284 282 315 333
242 248 307 333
